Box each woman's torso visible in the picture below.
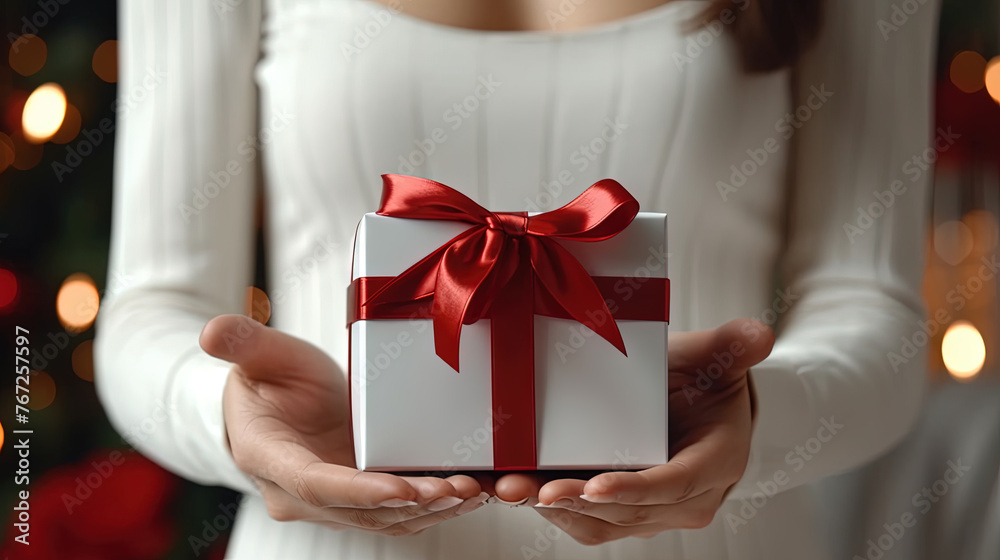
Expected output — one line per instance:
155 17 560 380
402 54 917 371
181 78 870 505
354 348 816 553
231 0 823 558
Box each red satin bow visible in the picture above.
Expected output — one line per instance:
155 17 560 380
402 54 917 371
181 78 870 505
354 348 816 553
365 174 640 372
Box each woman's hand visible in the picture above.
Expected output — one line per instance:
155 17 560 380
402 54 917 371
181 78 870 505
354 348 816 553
199 314 490 536
493 318 774 545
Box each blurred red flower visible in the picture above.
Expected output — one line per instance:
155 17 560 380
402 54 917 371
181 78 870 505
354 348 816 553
1 450 178 559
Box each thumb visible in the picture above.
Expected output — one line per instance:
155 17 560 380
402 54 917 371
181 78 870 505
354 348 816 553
669 318 775 373
199 314 338 381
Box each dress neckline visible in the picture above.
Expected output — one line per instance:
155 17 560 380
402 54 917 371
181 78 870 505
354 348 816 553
351 0 697 40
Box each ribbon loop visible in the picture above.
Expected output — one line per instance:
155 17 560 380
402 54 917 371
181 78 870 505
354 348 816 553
368 174 639 371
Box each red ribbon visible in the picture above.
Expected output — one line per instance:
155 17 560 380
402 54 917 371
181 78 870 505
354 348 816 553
351 174 664 470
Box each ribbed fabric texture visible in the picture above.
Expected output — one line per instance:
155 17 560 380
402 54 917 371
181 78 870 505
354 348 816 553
95 0 941 558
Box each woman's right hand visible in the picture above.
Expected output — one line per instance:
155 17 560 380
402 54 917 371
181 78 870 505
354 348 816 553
199 314 490 536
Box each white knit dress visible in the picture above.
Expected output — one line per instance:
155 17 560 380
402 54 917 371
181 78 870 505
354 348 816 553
95 0 941 558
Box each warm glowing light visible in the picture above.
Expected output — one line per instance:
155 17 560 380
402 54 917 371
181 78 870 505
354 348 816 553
0 418 4 453
72 340 95 382
942 321 986 381
0 269 17 309
8 34 46 77
92 40 118 83
22 83 67 143
56 273 100 332
28 371 56 410
0 132 14 174
986 56 1000 104
950 51 987 94
50 103 81 145
244 286 271 324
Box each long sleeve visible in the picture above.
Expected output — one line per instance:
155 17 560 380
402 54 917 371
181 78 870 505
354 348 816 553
729 0 941 500
94 0 263 494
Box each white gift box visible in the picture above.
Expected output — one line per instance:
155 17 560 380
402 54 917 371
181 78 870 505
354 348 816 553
349 212 668 472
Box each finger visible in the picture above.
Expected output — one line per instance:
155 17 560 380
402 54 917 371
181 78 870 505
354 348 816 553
537 478 586 505
580 428 746 506
378 492 491 536
668 318 774 373
533 508 633 546
401 475 478 502
257 478 434 528
536 488 722 529
243 434 423 508
494 473 546 503
200 314 337 382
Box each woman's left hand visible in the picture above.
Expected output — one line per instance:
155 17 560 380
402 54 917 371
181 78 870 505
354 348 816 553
493 318 774 545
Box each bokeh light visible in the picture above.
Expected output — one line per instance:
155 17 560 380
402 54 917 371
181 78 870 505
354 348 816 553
950 50 987 93
0 132 14 174
72 340 95 382
92 39 118 83
0 419 4 453
56 273 100 333
985 56 1000 104
8 34 47 77
28 370 57 411
50 103 82 145
22 83 67 143
933 220 974 266
0 269 18 309
244 286 271 324
942 321 986 381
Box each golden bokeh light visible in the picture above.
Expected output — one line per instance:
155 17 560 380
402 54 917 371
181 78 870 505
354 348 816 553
244 286 272 324
0 418 4 453
56 273 100 333
950 50 987 93
50 103 82 145
92 39 118 83
0 132 14 174
27 370 56 411
8 34 47 77
942 321 986 381
72 340 95 382
22 83 67 143
985 56 1000 104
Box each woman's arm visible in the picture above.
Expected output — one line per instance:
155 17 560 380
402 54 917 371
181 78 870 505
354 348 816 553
729 0 941 499
94 0 264 493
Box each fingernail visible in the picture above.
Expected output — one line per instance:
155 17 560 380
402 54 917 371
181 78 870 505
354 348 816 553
456 492 490 515
579 494 612 503
427 496 464 512
534 498 575 509
493 496 529 507
378 498 419 508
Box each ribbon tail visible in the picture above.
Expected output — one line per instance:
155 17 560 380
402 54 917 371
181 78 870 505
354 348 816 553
528 237 627 356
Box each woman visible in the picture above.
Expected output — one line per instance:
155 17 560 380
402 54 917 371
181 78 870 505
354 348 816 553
94 0 940 558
